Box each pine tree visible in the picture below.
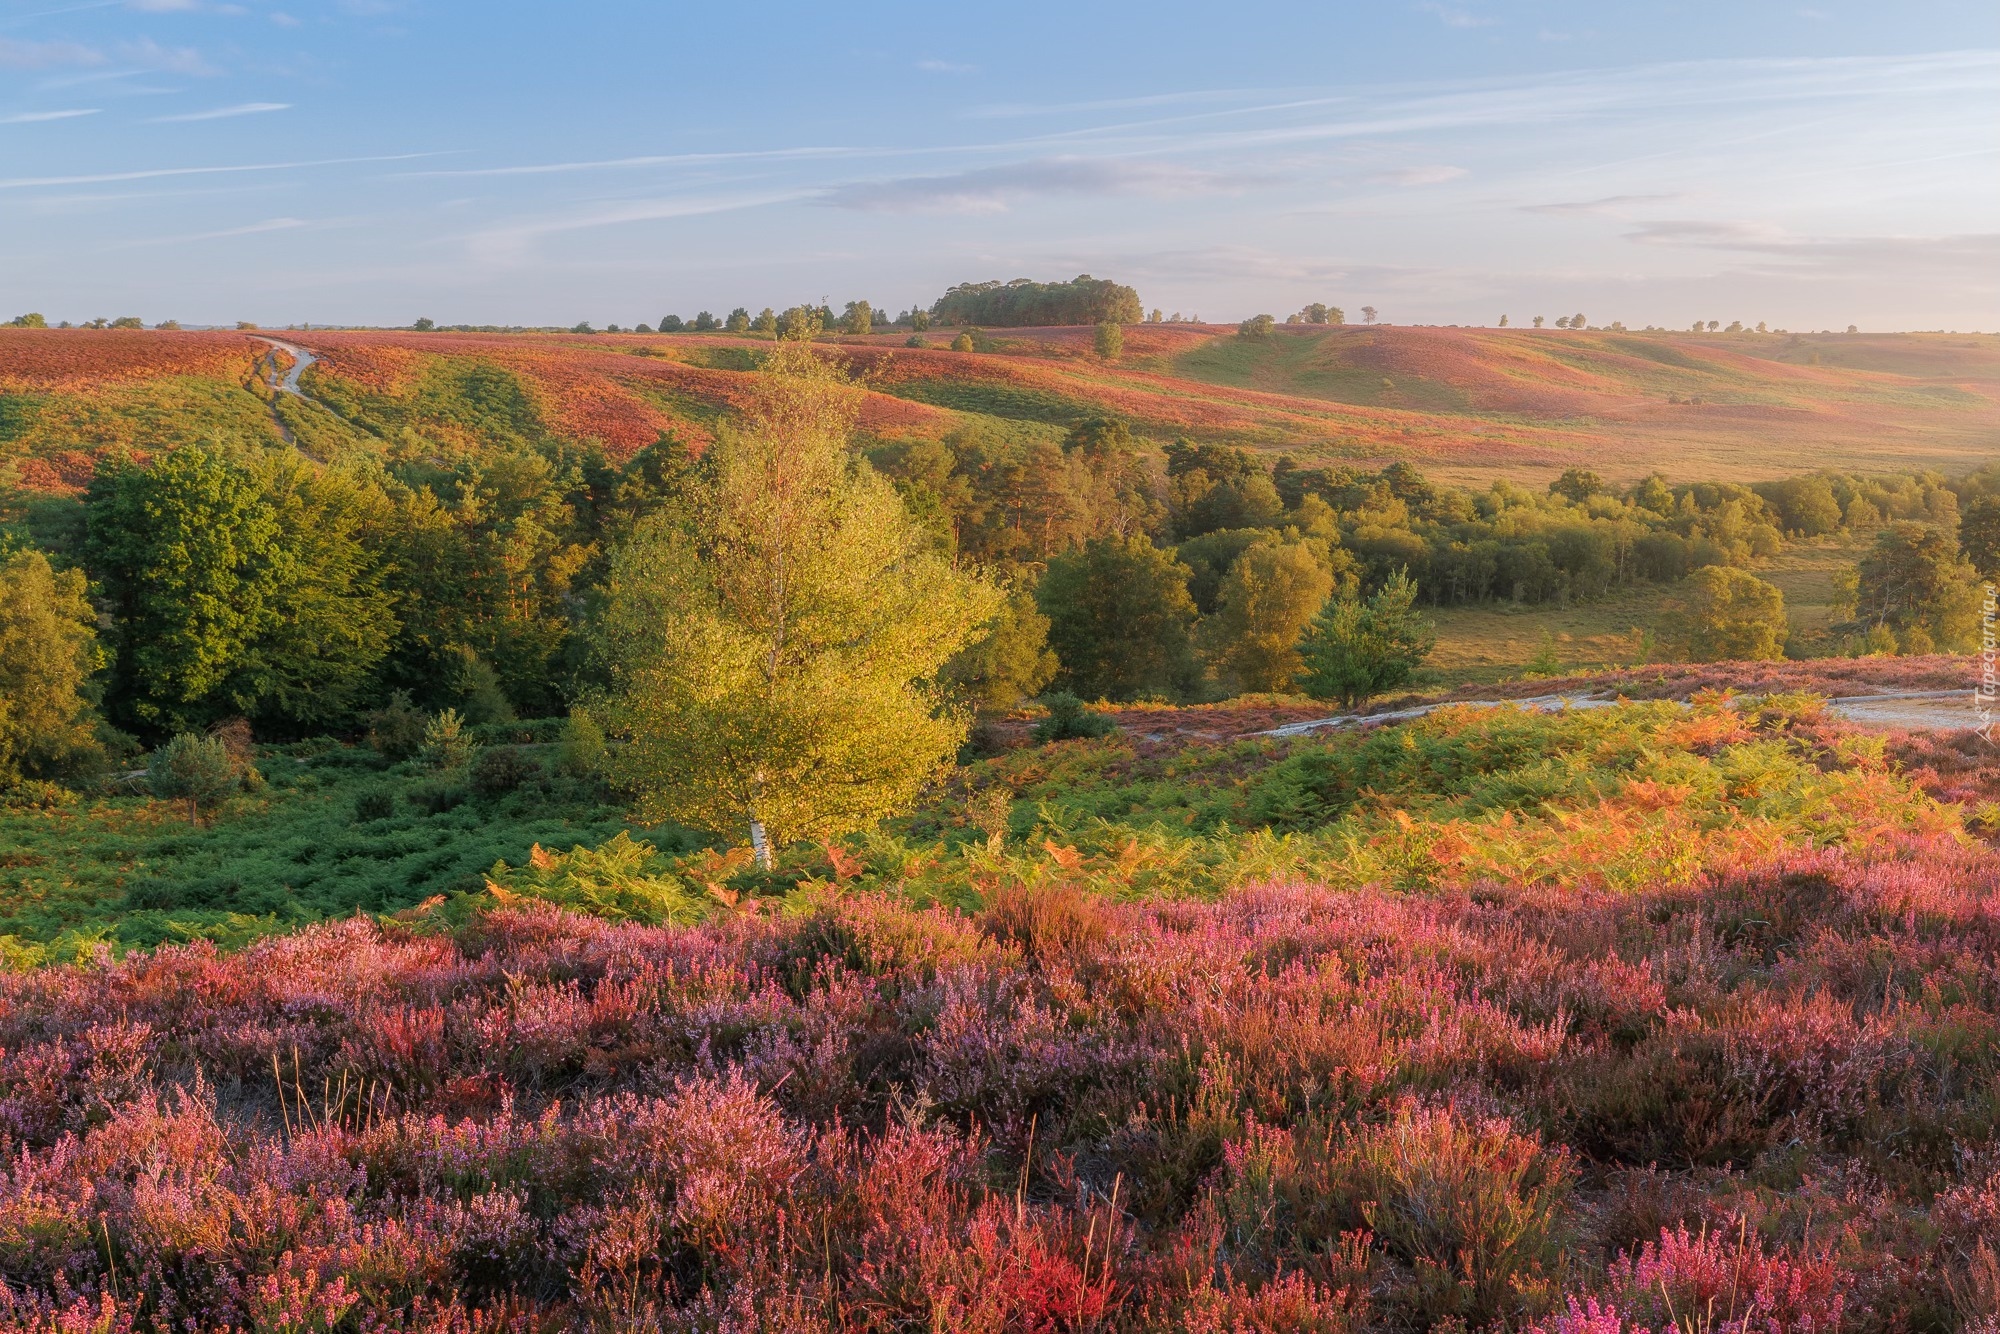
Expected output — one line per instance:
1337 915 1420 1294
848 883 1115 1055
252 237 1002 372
1294 570 1435 707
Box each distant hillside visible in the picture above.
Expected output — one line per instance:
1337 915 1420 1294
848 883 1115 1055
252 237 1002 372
3 323 1996 494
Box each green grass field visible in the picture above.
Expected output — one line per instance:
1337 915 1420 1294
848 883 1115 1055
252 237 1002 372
1424 537 1865 684
0 743 660 964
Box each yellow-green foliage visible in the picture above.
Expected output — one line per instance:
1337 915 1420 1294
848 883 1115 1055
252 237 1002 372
483 831 714 924
476 694 1955 918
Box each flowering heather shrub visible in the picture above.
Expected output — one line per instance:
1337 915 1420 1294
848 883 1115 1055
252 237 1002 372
1585 1222 1849 1333
0 823 1997 1328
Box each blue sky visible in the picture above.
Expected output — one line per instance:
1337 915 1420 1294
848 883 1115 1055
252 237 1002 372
2 1 1995 330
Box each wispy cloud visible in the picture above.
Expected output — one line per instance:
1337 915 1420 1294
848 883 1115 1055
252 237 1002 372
916 58 973 74
0 37 104 68
966 88 1275 120
465 191 815 264
1623 220 2000 283
1417 1 1496 28
404 145 865 179
1524 193 1681 217
117 37 213 74
820 157 1262 214
0 107 99 122
1371 165 1467 186
0 151 439 190
150 100 290 121
124 215 308 246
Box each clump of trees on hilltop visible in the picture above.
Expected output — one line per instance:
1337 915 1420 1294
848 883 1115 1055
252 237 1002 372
929 275 1142 328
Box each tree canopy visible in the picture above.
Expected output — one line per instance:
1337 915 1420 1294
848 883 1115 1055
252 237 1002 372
929 275 1141 327
0 549 108 789
1667 566 1788 662
600 343 997 863
1038 534 1198 701
86 448 398 736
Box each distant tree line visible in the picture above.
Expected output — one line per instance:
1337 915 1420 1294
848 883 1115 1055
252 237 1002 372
928 275 1143 328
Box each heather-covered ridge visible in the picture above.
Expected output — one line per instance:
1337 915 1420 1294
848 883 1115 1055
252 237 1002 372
3 325 1996 493
1 831 1996 1331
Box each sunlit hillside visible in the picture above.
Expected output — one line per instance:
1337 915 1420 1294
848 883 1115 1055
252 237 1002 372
4 323 1996 494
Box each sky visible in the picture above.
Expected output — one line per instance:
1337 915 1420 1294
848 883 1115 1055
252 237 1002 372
1 0 1996 331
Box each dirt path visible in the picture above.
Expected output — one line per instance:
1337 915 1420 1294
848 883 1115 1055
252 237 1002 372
1262 688 1991 737
249 336 319 447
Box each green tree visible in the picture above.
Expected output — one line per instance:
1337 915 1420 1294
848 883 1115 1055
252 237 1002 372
841 300 873 335
1855 522 1983 650
951 332 975 352
1666 566 1788 661
1094 321 1123 359
554 706 607 779
752 307 778 337
87 448 277 734
9 313 48 328
725 307 751 334
1548 468 1602 504
147 732 239 826
0 550 108 789
928 275 1141 327
942 585 1058 709
421 707 475 770
600 343 997 866
413 317 436 332
1038 534 1198 701
778 305 823 342
1959 497 2000 580
86 449 397 735
1238 313 1275 339
1294 569 1435 707
1200 541 1334 694
364 690 426 759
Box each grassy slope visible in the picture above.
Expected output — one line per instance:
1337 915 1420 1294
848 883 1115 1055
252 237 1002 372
0 745 646 962
1424 536 1866 683
4 326 1996 491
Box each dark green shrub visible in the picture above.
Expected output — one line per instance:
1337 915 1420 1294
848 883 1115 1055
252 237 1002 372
352 789 396 823
470 747 542 797
408 781 467 815
468 717 566 746
1033 692 1116 743
365 691 427 759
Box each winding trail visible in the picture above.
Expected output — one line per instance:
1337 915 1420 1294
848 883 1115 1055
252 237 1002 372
249 335 319 447
255 336 317 396
1260 688 1990 737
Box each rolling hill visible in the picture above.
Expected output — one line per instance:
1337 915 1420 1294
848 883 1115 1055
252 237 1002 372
2 322 1996 495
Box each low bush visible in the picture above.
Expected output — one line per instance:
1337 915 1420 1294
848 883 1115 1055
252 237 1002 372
351 788 395 822
1033 691 1117 743
470 745 542 796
